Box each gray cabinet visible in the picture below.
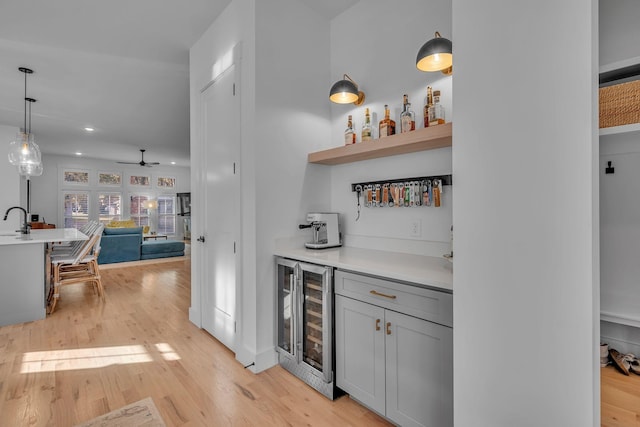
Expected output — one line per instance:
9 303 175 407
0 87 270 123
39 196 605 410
335 270 453 427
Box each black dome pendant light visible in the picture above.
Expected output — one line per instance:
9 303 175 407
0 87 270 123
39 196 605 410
416 32 453 75
329 74 366 105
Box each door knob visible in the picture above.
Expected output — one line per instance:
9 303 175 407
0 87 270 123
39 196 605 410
197 236 205 243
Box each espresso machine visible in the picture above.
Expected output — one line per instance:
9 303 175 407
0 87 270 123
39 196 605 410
298 213 341 249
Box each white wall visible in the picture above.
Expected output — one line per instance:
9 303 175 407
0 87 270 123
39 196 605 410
190 0 454 372
328 0 453 257
31 154 190 237
0 125 21 233
600 138 640 338
599 0 640 66
453 1 598 425
254 0 332 366
598 0 640 355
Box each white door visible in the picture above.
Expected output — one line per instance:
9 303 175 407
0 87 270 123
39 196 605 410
200 65 240 351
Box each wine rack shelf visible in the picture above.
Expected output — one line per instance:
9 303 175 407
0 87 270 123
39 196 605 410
308 122 452 165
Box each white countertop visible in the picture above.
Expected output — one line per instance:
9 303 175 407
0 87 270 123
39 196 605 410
0 228 89 246
274 245 453 293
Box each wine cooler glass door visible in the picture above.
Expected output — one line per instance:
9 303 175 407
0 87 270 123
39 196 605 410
301 264 333 382
277 259 298 358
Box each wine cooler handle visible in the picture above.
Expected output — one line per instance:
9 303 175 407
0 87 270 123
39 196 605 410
375 319 381 331
370 290 397 300
290 273 296 356
386 322 392 335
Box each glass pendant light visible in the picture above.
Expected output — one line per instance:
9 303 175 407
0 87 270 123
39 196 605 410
8 68 42 169
17 161 43 177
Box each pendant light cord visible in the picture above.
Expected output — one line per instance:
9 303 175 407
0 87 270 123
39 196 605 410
28 99 32 133
23 71 27 133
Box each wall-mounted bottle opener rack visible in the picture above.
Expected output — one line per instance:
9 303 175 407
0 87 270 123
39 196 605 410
350 174 452 192
351 174 452 220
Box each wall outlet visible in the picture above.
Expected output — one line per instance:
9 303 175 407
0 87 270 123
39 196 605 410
410 219 421 237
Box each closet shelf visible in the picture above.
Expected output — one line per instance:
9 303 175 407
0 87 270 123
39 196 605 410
308 122 452 165
600 123 640 137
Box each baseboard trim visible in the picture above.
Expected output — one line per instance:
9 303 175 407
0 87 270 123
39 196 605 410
254 347 278 373
100 255 190 270
233 345 277 374
601 320 640 355
189 307 201 327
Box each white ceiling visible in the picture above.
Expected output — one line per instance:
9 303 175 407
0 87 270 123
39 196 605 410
0 0 358 168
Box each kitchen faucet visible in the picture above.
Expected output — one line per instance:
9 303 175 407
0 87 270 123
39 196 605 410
3 206 30 234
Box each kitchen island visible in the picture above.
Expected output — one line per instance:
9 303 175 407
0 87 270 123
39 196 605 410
0 228 88 327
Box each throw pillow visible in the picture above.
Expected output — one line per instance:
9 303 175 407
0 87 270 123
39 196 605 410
106 219 136 228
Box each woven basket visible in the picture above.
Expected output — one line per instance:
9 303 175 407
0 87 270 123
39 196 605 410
599 80 640 128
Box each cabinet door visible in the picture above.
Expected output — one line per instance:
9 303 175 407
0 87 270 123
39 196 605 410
335 295 386 414
385 311 453 427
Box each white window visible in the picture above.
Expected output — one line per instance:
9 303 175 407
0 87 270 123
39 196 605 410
157 195 176 235
130 175 150 187
63 169 90 185
98 172 122 186
130 194 150 228
156 176 176 189
63 192 89 228
98 193 122 224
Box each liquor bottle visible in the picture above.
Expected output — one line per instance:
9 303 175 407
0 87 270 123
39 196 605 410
429 90 446 126
361 108 372 141
424 86 434 128
400 94 415 133
379 104 396 138
344 115 356 145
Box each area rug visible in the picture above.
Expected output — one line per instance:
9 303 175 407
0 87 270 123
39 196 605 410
74 397 166 427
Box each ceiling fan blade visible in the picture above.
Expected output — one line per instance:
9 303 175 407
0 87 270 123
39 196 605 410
116 149 160 166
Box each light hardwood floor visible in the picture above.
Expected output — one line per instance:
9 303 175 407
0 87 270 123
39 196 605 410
602 364 640 427
0 258 390 427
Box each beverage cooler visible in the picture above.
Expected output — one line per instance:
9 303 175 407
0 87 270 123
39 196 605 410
276 257 336 399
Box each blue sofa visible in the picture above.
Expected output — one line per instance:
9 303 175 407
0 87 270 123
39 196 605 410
97 227 185 264
141 240 186 260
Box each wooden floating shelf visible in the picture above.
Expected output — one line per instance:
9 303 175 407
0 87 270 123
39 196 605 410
308 122 452 165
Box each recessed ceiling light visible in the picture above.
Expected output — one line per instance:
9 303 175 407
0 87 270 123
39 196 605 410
75 152 82 156
84 127 95 132
170 161 176 165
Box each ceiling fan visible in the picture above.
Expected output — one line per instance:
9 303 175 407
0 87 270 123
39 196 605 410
117 149 160 167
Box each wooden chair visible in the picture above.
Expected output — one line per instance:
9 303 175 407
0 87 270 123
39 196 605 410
48 224 105 314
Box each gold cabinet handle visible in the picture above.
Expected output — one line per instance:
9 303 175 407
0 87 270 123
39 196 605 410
386 322 391 335
370 290 397 299
375 319 381 331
